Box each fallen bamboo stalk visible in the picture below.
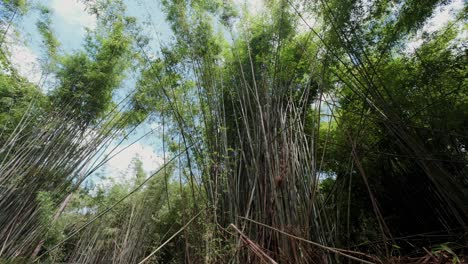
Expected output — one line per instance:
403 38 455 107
229 223 278 264
238 216 379 264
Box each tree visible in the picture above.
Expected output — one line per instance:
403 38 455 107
313 0 468 254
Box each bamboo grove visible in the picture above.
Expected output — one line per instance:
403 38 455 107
0 0 467 263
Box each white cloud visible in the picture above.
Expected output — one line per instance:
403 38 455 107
233 0 265 16
149 121 162 131
423 0 464 33
296 3 317 33
2 27 42 85
51 0 96 30
405 38 424 53
101 142 164 185
405 0 464 53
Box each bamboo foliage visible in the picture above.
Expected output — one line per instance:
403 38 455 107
0 99 141 259
0 0 466 263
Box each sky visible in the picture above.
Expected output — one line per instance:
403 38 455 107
3 0 268 186
6 0 173 185
405 0 465 53
3 0 465 186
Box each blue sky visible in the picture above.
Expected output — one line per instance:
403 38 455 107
5 0 264 185
5 0 465 185
19 0 172 53
10 0 175 184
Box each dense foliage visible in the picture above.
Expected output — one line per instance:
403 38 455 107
0 0 466 263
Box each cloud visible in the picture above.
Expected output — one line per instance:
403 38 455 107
405 39 424 53
423 0 464 33
233 0 265 15
149 121 162 131
51 0 96 30
2 27 42 85
0 0 97 87
101 142 164 185
405 0 464 53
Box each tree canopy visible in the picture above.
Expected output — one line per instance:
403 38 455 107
0 0 467 263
